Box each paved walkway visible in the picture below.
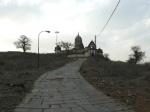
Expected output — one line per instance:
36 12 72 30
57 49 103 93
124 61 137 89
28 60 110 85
14 59 133 112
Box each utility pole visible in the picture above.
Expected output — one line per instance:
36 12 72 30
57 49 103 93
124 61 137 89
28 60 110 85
95 35 97 49
55 31 59 45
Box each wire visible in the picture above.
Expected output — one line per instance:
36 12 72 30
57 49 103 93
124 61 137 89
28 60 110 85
97 0 121 37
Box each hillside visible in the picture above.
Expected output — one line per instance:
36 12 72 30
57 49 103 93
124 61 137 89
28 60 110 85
80 57 150 112
0 52 74 112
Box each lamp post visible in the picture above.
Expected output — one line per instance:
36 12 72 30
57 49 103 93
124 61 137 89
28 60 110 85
38 30 50 67
55 31 59 45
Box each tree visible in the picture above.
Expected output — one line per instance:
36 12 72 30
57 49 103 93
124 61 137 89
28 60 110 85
58 41 73 54
103 53 110 60
127 45 145 64
14 35 32 53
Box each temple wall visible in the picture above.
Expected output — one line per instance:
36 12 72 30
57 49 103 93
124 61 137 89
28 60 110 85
68 54 84 58
67 50 91 58
85 51 90 57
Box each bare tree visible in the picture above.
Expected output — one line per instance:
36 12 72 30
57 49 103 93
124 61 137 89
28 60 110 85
127 45 145 64
58 41 73 54
14 35 32 53
58 41 73 50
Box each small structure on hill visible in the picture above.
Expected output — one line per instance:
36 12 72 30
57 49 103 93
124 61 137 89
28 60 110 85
55 45 61 53
88 40 96 56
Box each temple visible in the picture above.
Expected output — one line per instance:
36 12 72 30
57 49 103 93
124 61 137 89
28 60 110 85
55 33 103 58
75 33 84 50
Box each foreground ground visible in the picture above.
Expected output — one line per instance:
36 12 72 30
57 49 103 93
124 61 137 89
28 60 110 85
80 57 150 112
15 59 133 112
0 52 73 112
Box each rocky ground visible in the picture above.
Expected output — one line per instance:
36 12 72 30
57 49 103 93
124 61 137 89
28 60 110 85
0 52 74 112
80 57 150 112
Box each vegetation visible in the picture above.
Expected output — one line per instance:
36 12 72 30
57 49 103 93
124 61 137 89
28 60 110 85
14 35 32 53
127 45 145 64
0 52 74 112
80 56 150 112
103 53 110 60
58 41 73 54
0 58 5 66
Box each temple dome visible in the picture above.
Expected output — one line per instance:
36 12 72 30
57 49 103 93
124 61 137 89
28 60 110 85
75 33 84 50
76 33 82 40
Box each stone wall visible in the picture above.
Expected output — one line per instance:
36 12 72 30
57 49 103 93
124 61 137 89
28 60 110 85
67 51 90 58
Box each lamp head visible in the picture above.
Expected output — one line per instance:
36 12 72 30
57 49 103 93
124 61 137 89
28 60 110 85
55 31 59 33
46 31 50 33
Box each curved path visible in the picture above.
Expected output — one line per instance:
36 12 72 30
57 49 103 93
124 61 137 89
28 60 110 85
15 59 133 112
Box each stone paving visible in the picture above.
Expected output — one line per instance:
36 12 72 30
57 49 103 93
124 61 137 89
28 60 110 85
14 59 134 112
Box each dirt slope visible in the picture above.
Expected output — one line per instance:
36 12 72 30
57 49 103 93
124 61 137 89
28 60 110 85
0 52 74 112
80 57 150 112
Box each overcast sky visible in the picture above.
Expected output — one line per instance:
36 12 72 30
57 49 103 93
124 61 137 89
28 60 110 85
0 0 150 62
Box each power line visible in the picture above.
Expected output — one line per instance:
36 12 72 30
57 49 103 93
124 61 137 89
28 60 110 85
97 0 121 37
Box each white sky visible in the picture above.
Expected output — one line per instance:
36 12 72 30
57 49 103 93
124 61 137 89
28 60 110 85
0 0 150 62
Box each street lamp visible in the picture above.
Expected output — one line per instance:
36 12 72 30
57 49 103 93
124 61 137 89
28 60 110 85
38 30 50 67
55 31 59 45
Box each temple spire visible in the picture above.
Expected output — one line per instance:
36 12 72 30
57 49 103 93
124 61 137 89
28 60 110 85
75 32 84 50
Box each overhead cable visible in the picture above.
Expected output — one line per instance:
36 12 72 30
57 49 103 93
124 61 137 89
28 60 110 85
97 0 121 37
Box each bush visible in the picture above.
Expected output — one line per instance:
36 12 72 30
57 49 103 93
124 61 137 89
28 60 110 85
144 62 150 66
81 56 149 81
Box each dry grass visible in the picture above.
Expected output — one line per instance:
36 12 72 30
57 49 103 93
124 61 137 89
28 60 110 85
80 57 150 112
0 52 74 112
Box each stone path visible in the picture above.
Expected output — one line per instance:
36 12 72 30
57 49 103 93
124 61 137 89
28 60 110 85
14 59 134 112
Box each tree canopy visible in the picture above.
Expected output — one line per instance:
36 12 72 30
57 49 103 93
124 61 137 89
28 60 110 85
58 41 73 51
127 45 145 64
14 35 32 53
